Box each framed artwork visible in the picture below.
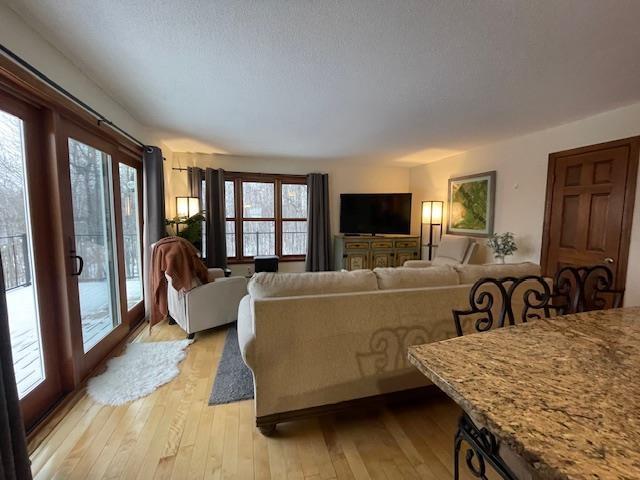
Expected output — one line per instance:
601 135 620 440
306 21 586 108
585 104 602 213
447 171 496 237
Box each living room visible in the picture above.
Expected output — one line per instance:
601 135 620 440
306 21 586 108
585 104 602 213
1 1 640 479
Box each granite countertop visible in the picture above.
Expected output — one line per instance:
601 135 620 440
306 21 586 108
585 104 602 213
408 307 640 480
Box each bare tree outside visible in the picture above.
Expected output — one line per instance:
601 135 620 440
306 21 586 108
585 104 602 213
68 138 121 352
224 180 308 258
242 182 275 256
119 163 143 307
281 184 307 255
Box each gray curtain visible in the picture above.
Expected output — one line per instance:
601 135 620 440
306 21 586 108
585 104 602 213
306 173 331 271
143 146 167 320
0 253 32 480
204 168 227 268
187 166 203 199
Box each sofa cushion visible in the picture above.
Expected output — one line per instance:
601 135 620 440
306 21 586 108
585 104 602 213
436 235 471 263
248 270 379 299
374 266 459 290
455 262 541 285
403 260 432 268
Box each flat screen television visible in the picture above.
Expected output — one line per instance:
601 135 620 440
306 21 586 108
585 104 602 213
340 193 412 235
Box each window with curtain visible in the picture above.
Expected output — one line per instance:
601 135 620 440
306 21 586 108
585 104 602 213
224 173 307 262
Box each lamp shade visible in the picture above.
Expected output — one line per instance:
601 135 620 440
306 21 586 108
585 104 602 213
431 201 443 224
176 196 200 218
422 200 443 224
188 197 200 217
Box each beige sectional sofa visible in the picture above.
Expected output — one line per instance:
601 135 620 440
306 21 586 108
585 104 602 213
237 262 540 433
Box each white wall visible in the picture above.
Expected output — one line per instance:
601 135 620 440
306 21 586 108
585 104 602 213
169 152 411 273
0 1 153 143
409 102 640 306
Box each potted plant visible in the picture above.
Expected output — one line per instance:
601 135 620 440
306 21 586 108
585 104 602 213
487 232 517 264
165 212 205 251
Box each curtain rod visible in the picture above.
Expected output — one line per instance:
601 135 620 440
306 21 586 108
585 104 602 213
0 43 147 149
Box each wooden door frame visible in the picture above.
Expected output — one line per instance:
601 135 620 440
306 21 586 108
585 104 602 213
541 136 640 288
0 89 66 428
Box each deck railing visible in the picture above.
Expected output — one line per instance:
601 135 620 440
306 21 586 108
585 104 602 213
1 233 141 291
226 230 307 256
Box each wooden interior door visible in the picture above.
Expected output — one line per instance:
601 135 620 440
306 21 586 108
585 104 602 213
541 137 639 289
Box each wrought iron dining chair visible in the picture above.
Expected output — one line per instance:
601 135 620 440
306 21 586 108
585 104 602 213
452 275 567 337
553 265 624 314
452 274 568 479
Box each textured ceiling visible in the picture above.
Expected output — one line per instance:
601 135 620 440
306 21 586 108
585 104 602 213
6 0 640 162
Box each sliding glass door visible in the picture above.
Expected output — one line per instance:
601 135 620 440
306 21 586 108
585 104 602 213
0 77 145 432
61 122 141 378
0 92 62 428
0 109 44 395
68 138 122 352
118 162 143 311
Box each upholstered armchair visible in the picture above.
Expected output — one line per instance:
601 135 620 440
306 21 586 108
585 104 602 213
166 268 248 338
404 235 477 268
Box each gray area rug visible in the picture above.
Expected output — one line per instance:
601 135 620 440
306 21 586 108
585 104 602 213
209 323 254 405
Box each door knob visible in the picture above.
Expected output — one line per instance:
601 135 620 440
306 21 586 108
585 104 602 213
603 257 614 264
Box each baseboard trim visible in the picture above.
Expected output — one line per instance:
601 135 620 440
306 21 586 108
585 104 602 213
256 385 439 435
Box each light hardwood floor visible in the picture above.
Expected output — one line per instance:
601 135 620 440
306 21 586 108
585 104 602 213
30 321 480 480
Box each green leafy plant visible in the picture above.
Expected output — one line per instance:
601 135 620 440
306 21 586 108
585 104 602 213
487 232 517 260
165 213 205 250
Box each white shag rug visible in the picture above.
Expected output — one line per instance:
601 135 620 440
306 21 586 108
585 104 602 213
87 339 192 406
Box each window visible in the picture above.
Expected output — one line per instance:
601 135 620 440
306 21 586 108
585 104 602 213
225 173 307 261
119 163 143 309
224 180 235 257
281 183 308 255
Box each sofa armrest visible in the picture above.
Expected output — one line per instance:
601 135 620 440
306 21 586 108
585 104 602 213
208 268 226 281
182 277 248 333
462 242 478 264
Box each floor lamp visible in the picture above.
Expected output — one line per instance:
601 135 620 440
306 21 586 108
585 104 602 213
175 196 200 233
420 201 443 260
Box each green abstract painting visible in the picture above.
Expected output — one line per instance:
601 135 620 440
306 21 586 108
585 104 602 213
447 171 496 237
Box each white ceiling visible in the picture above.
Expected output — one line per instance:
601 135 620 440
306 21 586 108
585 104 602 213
6 0 640 163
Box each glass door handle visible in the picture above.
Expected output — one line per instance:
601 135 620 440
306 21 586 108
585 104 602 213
71 254 84 276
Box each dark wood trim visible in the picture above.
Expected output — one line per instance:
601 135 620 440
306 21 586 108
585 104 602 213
619 139 639 290
0 90 66 429
541 136 640 290
255 385 438 435
540 156 557 276
224 172 308 263
224 171 306 184
275 180 283 257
